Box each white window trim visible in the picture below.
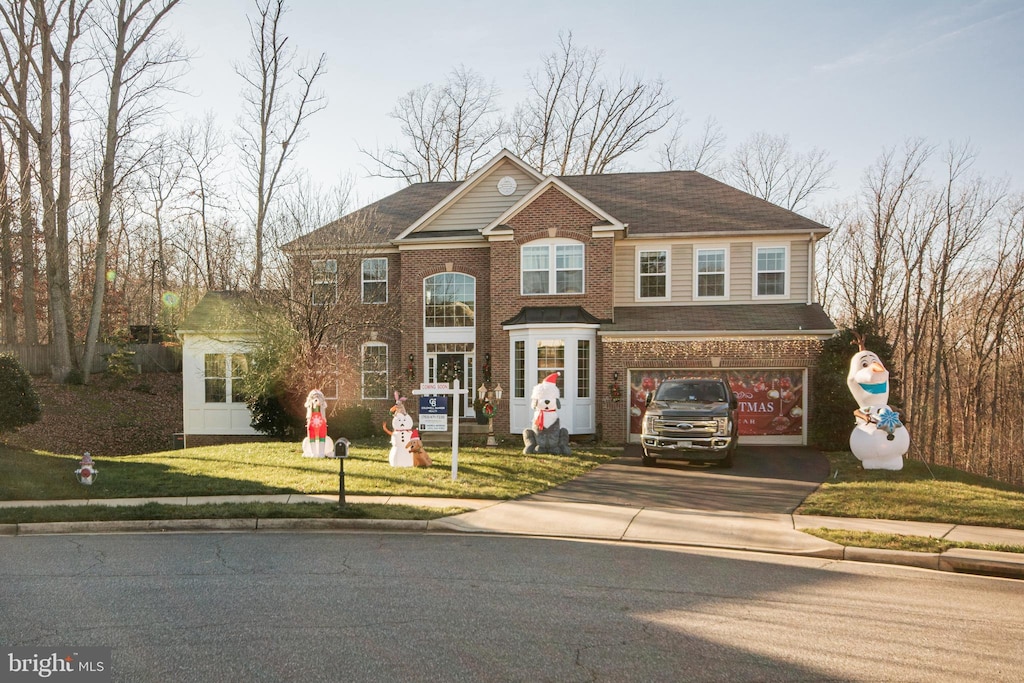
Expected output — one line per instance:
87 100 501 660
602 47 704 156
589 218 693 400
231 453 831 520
635 246 671 301
361 342 389 400
312 258 338 307
361 257 388 304
520 238 585 296
203 353 247 405
693 245 730 301
423 272 477 330
752 243 790 299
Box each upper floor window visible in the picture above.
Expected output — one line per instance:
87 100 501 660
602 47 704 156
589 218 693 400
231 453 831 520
522 239 584 295
311 259 337 306
755 245 788 297
637 249 669 299
362 258 388 304
695 247 727 299
424 273 475 328
361 342 388 399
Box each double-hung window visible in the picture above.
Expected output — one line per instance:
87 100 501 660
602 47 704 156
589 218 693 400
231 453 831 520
362 258 388 303
637 249 669 300
204 353 248 403
361 343 388 399
312 259 337 306
755 246 788 297
521 240 584 295
695 247 727 299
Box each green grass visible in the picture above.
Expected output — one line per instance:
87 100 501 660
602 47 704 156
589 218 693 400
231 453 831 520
803 528 1024 555
0 502 467 525
0 438 615 502
796 451 1024 530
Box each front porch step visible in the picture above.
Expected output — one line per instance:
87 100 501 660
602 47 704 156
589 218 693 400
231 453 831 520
419 420 492 443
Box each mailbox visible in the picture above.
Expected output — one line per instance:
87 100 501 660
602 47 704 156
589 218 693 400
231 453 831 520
331 438 351 507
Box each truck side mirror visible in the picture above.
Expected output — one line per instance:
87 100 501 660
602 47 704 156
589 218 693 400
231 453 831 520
645 392 654 407
730 397 738 410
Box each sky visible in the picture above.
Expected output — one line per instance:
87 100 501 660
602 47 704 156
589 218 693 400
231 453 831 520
162 0 1024 212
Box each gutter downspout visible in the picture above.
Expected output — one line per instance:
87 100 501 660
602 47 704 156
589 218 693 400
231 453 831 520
807 232 816 305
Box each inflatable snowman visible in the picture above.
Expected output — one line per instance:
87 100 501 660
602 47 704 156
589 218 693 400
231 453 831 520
847 343 908 470
383 393 414 467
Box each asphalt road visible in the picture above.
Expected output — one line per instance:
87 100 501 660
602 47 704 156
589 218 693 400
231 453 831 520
526 445 830 513
2 532 1021 682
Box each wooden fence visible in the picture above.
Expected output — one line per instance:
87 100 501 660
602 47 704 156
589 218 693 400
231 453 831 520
0 343 181 375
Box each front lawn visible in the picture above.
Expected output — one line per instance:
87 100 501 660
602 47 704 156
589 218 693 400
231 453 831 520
797 451 1024 530
0 439 616 502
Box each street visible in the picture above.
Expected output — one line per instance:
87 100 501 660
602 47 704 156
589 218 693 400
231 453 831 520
2 531 1022 682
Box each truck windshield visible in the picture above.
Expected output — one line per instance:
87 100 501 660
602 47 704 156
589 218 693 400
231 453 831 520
657 382 724 402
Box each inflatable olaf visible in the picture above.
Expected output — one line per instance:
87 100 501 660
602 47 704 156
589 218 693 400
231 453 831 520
847 339 908 470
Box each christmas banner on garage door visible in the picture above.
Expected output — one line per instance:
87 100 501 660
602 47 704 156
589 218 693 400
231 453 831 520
628 369 804 437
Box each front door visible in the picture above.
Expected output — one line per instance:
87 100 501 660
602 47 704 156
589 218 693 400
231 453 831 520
433 353 473 415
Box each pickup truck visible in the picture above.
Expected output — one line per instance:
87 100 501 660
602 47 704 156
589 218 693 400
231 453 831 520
640 377 739 467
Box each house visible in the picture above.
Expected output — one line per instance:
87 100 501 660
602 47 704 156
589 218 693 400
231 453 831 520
177 291 261 443
279 150 837 446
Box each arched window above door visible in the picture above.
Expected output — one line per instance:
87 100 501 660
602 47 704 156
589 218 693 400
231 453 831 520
424 273 476 328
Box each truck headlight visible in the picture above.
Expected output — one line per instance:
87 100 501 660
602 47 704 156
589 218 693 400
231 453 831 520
714 417 728 435
643 414 657 434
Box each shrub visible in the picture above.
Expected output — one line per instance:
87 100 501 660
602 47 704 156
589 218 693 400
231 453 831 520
0 354 42 434
248 393 298 439
329 404 374 440
810 322 897 450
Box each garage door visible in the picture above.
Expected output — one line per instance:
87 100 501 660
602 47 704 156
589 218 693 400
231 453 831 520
627 368 807 445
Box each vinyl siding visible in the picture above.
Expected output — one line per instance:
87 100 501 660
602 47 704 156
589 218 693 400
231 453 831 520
613 237 812 305
419 161 538 232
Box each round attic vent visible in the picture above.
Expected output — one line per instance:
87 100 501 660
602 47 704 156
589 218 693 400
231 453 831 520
496 175 517 196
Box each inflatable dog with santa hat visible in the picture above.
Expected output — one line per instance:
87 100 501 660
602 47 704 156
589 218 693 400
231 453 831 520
523 372 571 455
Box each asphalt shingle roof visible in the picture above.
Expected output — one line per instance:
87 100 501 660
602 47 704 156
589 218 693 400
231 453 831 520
602 303 837 334
284 170 828 251
501 306 611 327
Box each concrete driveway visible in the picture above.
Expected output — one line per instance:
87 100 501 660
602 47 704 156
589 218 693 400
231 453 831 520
525 445 830 514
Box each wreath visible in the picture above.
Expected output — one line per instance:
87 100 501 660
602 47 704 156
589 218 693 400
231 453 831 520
483 401 498 418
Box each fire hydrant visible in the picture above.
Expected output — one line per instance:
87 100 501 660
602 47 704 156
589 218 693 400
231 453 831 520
76 452 98 485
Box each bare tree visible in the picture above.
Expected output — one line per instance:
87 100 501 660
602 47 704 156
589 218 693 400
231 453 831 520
81 0 185 382
657 115 726 176
0 128 14 341
0 0 40 344
510 32 675 175
362 65 504 183
235 0 326 291
177 114 227 289
727 131 835 212
0 0 91 380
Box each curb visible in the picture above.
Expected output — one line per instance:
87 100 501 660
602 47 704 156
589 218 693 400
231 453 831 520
2 516 1022 580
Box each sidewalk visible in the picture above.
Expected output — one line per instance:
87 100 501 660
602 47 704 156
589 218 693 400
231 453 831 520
1 495 1022 579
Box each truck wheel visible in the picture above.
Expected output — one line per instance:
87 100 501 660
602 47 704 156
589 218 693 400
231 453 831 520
641 452 657 467
719 448 735 468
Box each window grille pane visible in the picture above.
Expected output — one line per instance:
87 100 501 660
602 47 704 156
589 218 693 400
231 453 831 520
577 340 590 398
424 273 475 327
758 271 786 296
514 341 525 398
362 344 388 399
522 246 549 270
556 244 583 269
697 250 725 273
757 248 786 272
522 271 549 294
556 270 583 294
639 251 666 274
698 273 725 297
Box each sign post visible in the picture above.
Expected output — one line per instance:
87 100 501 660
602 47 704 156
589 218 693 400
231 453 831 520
412 379 468 480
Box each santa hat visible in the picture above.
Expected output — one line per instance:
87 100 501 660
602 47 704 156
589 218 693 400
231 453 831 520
543 372 560 384
410 429 420 440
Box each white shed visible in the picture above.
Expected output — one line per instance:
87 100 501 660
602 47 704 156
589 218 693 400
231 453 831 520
177 291 259 439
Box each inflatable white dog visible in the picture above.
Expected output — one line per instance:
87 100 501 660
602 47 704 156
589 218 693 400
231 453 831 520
523 372 571 455
302 389 334 458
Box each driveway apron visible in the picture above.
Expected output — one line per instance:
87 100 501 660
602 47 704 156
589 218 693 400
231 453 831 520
524 445 829 514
